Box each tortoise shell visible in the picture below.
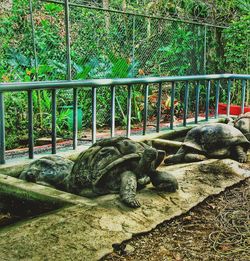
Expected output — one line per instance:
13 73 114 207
68 137 153 193
182 123 250 153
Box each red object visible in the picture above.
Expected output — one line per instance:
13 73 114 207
218 103 250 115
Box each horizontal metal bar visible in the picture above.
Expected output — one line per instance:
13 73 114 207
43 0 228 29
1 74 249 92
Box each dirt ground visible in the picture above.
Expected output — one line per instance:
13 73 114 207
103 178 250 261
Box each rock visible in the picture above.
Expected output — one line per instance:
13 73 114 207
125 244 135 254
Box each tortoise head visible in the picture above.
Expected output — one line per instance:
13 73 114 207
142 148 158 162
117 139 137 154
234 113 250 141
19 167 40 182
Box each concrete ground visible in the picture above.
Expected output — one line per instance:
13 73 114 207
0 158 249 261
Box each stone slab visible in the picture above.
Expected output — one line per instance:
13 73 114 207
0 159 249 261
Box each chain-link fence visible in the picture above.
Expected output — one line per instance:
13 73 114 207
1 0 245 150
0 0 228 83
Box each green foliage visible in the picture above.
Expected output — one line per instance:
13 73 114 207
151 26 202 75
224 15 250 74
0 0 249 149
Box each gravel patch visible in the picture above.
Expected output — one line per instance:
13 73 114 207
103 179 250 261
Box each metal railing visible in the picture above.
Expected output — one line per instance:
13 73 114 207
0 73 249 164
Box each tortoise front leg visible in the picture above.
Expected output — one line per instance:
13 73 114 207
234 145 247 163
120 171 141 208
150 170 178 192
164 147 185 164
184 153 207 162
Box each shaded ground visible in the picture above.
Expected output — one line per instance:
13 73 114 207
103 179 250 261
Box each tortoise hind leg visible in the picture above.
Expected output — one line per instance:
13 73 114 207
184 153 207 162
120 171 140 208
164 147 185 164
234 145 247 163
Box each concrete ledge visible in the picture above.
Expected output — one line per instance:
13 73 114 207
0 159 249 261
0 174 96 207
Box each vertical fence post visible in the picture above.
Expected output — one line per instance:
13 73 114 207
195 81 200 124
143 84 148 135
51 89 57 154
0 92 5 164
156 83 162 132
170 82 175 130
205 80 211 121
204 25 207 74
64 0 71 80
28 90 34 159
241 80 246 114
126 85 132 138
215 80 220 118
29 0 38 80
132 16 136 77
183 81 189 126
111 86 115 137
227 79 232 117
92 87 97 144
64 0 78 150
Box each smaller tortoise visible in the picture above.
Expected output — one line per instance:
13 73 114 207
164 123 250 164
227 112 250 141
65 137 178 208
19 155 74 190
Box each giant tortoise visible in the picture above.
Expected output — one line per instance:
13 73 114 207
164 123 250 164
65 137 178 208
228 112 250 141
19 137 178 208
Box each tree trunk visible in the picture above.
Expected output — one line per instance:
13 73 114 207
103 0 110 31
215 28 225 73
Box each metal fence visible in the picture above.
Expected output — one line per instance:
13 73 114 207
0 0 228 83
1 1 249 161
0 74 249 165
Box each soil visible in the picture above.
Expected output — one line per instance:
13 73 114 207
0 196 61 227
5 115 208 159
103 179 250 261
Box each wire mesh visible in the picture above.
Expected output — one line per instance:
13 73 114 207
0 1 225 82
0 0 248 151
